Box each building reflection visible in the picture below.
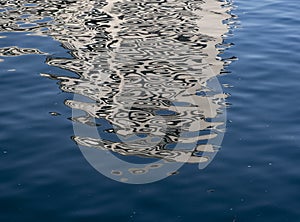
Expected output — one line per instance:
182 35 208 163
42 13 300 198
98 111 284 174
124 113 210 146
0 0 231 170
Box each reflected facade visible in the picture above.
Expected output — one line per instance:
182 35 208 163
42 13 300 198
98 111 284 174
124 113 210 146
0 0 231 178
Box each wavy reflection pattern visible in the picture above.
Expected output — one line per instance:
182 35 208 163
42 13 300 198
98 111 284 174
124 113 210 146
0 0 231 169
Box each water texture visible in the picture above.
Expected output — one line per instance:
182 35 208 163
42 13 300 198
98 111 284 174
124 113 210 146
0 0 300 221
0 0 230 183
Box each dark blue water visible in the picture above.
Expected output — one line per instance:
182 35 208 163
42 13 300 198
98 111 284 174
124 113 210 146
1 0 300 221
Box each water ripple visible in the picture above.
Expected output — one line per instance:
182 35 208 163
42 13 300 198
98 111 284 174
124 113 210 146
0 0 231 175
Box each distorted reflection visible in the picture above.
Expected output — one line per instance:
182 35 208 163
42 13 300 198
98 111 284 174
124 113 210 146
0 0 232 178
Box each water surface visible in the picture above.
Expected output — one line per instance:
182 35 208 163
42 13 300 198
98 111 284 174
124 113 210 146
0 0 300 221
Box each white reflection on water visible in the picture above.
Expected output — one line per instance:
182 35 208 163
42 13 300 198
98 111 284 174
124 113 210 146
0 0 233 183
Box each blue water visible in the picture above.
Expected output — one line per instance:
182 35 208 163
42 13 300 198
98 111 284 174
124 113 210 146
1 0 300 221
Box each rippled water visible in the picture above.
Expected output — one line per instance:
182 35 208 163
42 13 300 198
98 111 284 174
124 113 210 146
0 0 230 183
1 0 300 221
